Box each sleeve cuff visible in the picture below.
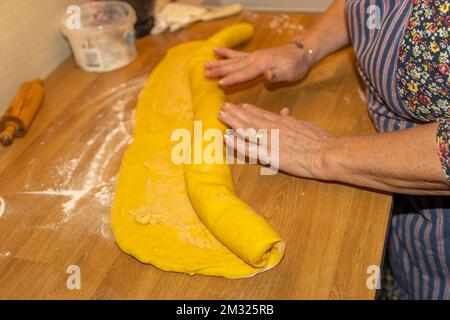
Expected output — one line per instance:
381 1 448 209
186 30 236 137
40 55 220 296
436 121 450 184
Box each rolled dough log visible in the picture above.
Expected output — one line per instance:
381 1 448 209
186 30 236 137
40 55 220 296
111 23 285 278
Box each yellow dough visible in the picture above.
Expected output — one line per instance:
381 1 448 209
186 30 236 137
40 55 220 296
111 23 285 278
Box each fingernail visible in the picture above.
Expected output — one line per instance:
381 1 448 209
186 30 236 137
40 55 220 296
218 79 224 85
223 102 232 109
218 110 226 117
223 134 234 144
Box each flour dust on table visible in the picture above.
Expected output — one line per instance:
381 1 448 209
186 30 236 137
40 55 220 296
11 77 147 240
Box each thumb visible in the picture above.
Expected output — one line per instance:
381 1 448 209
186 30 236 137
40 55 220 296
280 107 290 116
264 69 278 83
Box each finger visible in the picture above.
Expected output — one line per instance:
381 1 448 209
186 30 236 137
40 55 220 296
204 59 245 78
219 65 263 86
264 69 277 83
205 58 251 79
224 133 275 167
205 57 240 69
264 67 290 83
220 106 265 144
241 103 280 124
238 104 297 144
222 102 253 125
218 103 250 129
214 47 247 59
222 103 275 132
280 107 290 116
224 134 259 163
222 104 278 147
233 128 262 145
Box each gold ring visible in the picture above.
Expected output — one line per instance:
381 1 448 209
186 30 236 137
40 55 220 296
255 131 263 144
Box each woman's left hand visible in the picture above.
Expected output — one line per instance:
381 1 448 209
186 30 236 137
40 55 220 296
218 102 335 179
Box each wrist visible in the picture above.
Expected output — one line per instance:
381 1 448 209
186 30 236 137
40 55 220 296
313 136 345 181
290 36 321 68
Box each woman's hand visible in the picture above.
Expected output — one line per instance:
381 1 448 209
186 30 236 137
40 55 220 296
205 44 314 87
204 0 351 87
218 103 450 195
218 102 335 179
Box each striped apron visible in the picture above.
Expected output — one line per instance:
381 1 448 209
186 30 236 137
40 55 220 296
345 0 450 299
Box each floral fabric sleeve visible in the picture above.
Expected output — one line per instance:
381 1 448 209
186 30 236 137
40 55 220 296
437 121 450 183
396 0 450 123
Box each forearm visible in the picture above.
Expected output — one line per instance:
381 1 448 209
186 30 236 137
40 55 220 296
320 123 450 195
295 0 350 65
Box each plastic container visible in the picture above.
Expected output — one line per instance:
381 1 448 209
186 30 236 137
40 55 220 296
122 0 156 38
61 1 137 72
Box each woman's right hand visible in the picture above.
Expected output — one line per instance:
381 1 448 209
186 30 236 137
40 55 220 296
204 43 315 87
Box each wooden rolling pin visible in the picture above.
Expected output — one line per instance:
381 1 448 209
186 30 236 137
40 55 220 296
0 80 45 146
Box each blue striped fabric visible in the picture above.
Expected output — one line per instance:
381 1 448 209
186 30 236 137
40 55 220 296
345 0 450 299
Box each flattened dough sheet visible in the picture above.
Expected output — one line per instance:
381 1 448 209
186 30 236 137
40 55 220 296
111 24 285 278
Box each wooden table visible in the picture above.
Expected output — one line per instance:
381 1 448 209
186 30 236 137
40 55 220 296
0 13 392 300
